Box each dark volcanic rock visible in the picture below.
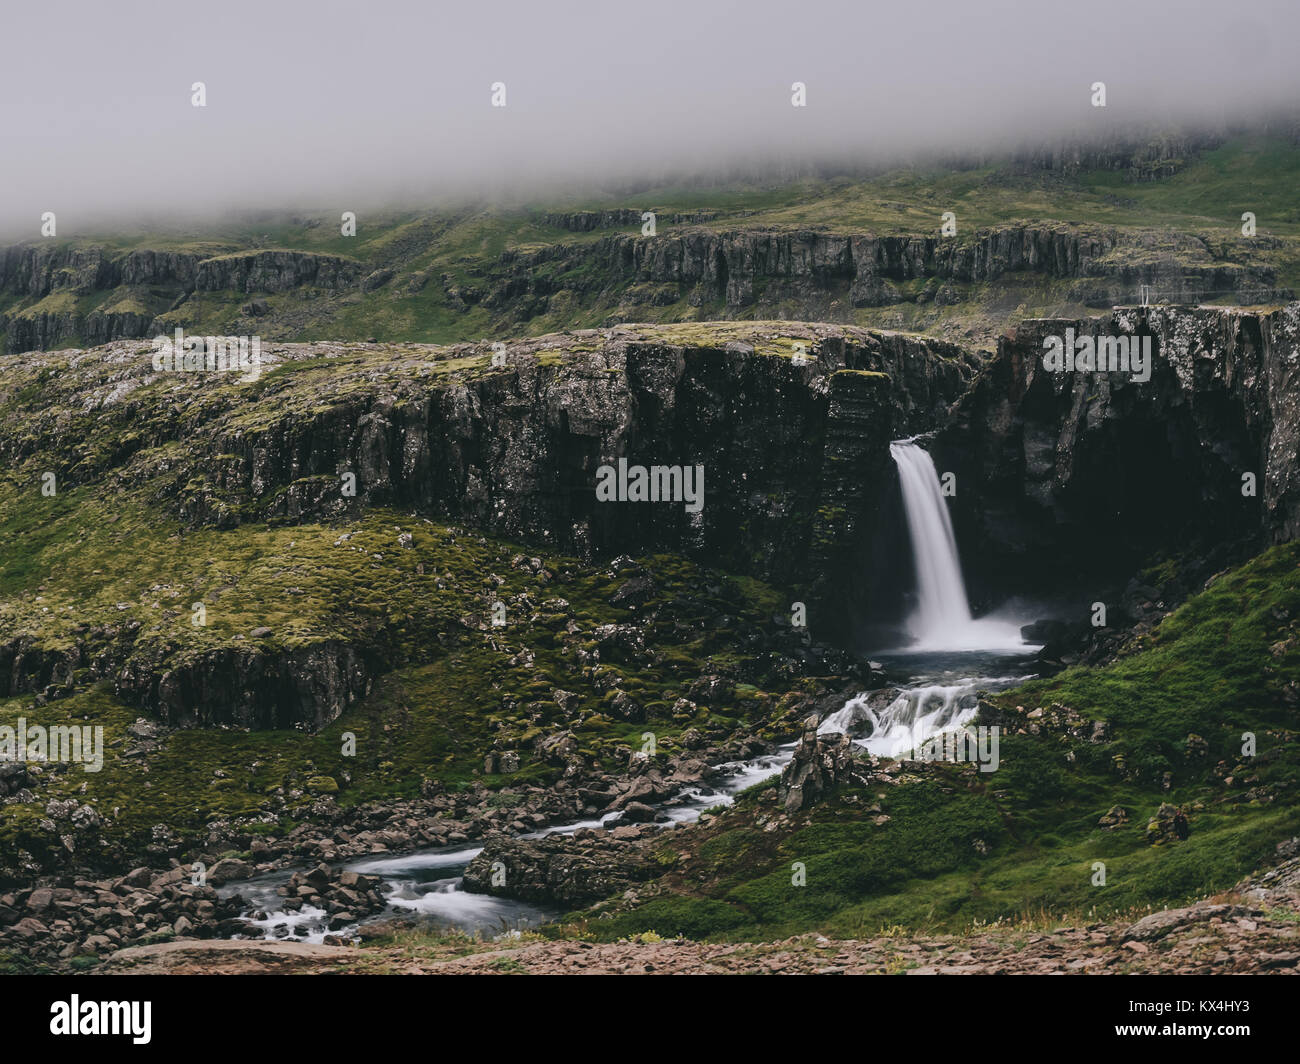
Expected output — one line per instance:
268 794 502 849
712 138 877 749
780 724 873 813
462 832 659 907
938 304 1300 603
114 639 372 731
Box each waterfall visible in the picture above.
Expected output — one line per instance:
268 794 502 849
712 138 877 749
891 439 972 642
820 679 991 754
889 438 1027 652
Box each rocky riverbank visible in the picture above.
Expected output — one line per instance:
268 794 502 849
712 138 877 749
0 712 809 968
95 843 1300 975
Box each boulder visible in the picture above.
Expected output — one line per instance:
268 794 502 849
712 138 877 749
206 858 255 887
780 725 871 813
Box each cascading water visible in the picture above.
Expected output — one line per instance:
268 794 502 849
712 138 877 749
890 439 972 642
222 750 801 944
889 438 1028 653
818 673 1023 755
811 438 1038 756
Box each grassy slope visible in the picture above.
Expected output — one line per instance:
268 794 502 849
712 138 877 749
5 135 1300 352
568 543 1300 941
0 491 805 864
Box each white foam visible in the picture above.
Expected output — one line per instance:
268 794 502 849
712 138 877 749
890 439 1037 654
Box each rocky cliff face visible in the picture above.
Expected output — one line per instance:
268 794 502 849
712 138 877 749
937 303 1300 602
5 325 973 616
115 640 373 731
1003 127 1227 181
0 246 362 353
3 218 1284 355
497 224 1285 315
0 245 359 298
193 251 362 293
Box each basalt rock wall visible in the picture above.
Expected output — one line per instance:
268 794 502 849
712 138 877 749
936 303 1300 602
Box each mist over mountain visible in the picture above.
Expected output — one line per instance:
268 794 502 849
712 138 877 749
3 0 1299 236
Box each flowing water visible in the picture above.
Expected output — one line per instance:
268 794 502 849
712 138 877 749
888 438 1027 653
222 747 799 943
224 438 1038 942
817 649 1029 756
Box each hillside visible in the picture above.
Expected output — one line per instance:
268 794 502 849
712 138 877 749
4 132 1300 357
2 307 1298 973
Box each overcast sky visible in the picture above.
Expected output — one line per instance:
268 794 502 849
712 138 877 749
3 0 1297 236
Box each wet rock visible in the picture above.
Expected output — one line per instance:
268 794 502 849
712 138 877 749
780 724 872 813
609 801 658 825
1020 618 1069 644
207 858 255 887
462 833 658 907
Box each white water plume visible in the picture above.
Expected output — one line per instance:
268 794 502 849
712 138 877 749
889 439 1029 653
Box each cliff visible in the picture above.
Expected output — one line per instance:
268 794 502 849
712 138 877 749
496 223 1285 314
5 305 1299 729
937 302 1300 600
0 220 1285 355
0 321 973 729
0 246 363 353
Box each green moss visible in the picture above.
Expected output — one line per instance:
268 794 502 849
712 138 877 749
567 542 1300 942
0 481 802 865
13 290 77 318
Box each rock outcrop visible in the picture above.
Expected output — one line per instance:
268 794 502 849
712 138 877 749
937 303 1300 601
115 640 373 731
1 324 975 622
0 246 362 353
462 830 660 907
193 251 361 293
492 224 1285 319
0 245 359 299
779 723 873 812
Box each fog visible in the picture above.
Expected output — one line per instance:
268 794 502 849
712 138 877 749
2 0 1297 237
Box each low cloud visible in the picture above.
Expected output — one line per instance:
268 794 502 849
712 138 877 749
2 0 1297 236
